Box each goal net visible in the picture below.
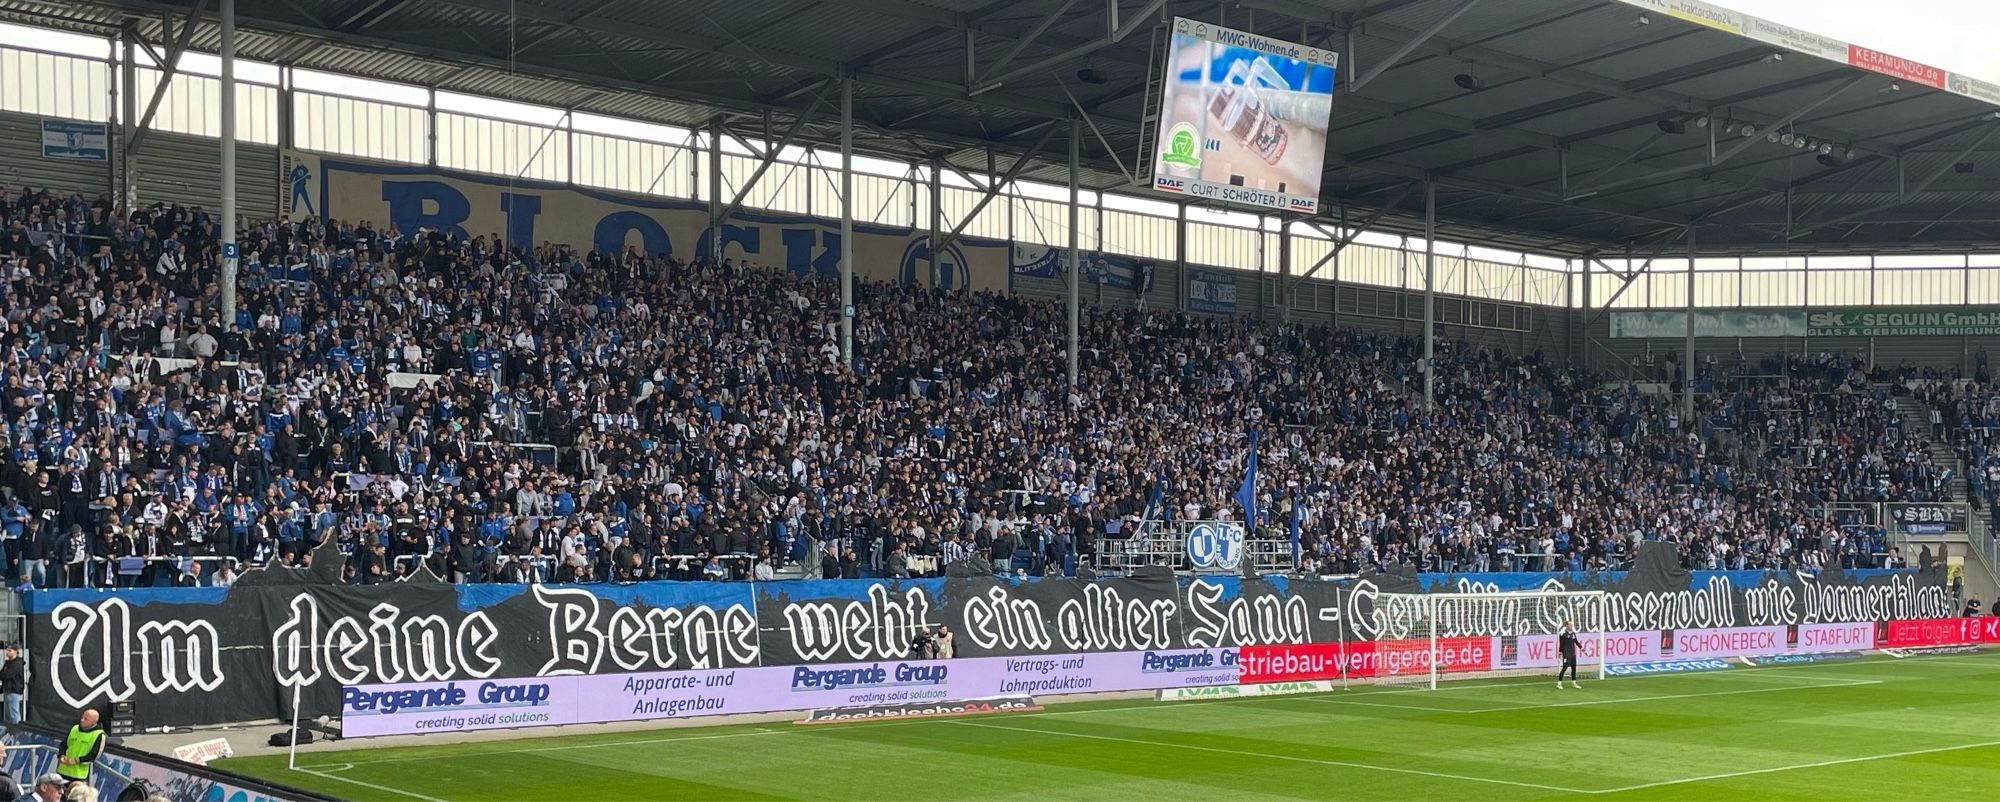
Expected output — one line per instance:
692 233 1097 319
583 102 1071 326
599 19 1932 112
1374 590 1610 690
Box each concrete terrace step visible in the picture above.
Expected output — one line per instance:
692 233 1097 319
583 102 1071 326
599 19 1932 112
1893 396 1966 502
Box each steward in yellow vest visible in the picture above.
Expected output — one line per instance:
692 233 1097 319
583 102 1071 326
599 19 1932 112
56 709 105 783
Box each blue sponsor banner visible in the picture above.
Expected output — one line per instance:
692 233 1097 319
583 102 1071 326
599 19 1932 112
1010 243 1147 290
41 119 107 161
1605 659 1733 676
1188 268 1238 313
1740 652 1864 666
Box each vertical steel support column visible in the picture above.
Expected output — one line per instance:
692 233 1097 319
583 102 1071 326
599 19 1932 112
277 68 294 152
1331 204 1344 329
1278 217 1291 321
1423 180 1436 413
426 88 438 166
686 129 699 202
839 79 855 362
1094 191 1104 302
1580 257 1592 371
708 119 722 262
121 34 137 211
1175 202 1188 310
1685 227 1697 421
220 0 239 324
106 36 118 199
1066 119 1081 385
928 159 942 288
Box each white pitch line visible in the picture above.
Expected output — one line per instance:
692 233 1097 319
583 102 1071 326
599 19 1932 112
951 719 1591 794
303 652 1994 771
1469 677 1883 713
311 725 801 768
1588 738 2000 794
309 681 1551 770
295 766 452 802
1282 696 1477 713
1299 677 1881 715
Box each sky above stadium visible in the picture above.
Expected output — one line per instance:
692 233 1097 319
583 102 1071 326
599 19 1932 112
1722 0 2000 83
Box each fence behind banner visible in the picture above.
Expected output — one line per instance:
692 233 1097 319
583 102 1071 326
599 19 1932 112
1092 519 1294 575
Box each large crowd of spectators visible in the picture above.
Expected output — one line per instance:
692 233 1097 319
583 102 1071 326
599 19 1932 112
1914 377 2000 519
0 184 1926 590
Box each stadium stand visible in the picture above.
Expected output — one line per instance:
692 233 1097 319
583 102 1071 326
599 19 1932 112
0 183 1911 590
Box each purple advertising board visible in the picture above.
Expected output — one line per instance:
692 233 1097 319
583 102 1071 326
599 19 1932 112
341 648 1241 737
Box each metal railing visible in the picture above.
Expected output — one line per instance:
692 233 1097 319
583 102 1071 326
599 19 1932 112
1968 511 2000 586
1092 519 1295 576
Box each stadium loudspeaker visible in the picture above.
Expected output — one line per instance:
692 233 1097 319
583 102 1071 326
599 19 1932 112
108 702 136 736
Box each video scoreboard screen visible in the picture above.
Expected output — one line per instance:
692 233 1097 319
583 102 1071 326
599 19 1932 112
1149 18 1338 214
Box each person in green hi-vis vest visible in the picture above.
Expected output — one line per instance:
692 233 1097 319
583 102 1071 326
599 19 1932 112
55 709 103 783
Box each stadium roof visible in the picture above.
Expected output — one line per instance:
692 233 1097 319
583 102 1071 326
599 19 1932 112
11 0 2000 258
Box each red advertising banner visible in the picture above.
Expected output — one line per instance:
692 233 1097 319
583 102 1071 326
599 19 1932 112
1883 616 2000 648
1358 637 1493 678
1237 643 1348 683
1237 637 1494 682
1847 45 1945 89
1235 623 1901 685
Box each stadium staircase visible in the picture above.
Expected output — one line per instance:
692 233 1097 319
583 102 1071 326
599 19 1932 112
1890 396 1973 503
1889 392 2000 602
0 591 19 647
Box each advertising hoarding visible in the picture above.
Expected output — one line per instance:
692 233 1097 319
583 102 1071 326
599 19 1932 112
1807 309 2000 337
1149 18 1336 214
340 617 1971 737
1882 616 2000 648
1610 0 1998 110
1608 309 2000 339
342 648 1240 737
24 542 1952 730
1608 310 1807 339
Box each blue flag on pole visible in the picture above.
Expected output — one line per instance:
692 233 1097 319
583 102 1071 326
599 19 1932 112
1288 489 1302 568
1235 431 1260 532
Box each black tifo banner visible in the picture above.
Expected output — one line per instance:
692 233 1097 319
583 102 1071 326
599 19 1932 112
23 543 1952 728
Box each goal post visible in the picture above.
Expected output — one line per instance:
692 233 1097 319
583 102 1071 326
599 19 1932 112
1373 589 1611 689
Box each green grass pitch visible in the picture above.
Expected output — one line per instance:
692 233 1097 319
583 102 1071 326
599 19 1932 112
222 651 2000 800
